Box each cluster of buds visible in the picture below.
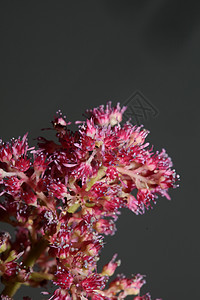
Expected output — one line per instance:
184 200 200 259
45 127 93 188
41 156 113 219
0 102 179 299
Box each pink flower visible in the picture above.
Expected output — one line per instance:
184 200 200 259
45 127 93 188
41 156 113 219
33 153 48 173
4 176 22 196
85 102 127 127
94 218 116 236
53 266 74 289
0 143 12 163
11 133 29 159
37 177 67 200
13 156 31 172
49 289 71 300
49 226 71 259
81 273 108 293
0 102 179 300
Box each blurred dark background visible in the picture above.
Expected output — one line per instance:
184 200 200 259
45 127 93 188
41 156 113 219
0 1 199 299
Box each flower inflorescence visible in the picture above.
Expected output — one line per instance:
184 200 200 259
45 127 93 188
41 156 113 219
0 102 179 299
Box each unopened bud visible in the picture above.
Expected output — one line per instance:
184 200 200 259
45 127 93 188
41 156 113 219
101 254 121 276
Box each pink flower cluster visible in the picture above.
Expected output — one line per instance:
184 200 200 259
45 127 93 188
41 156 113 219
0 102 179 299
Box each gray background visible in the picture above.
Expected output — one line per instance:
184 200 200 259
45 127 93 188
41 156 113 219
0 1 199 299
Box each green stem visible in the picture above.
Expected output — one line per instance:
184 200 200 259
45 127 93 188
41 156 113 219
23 237 49 268
1 282 21 298
1 237 49 298
29 271 54 282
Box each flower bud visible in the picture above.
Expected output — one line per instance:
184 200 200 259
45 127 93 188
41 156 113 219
101 254 120 276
